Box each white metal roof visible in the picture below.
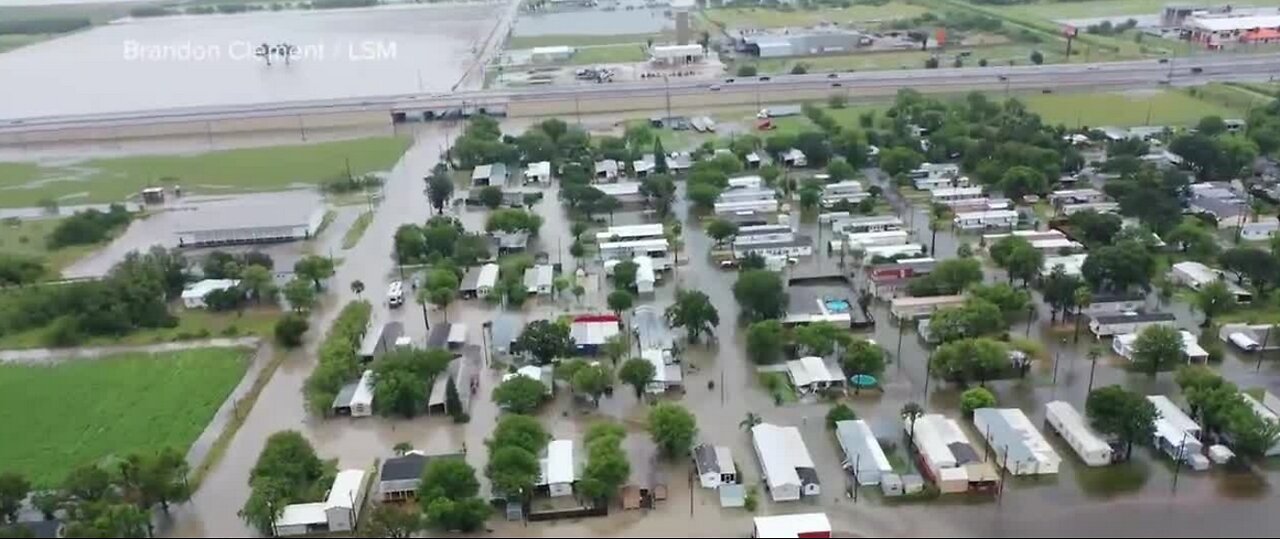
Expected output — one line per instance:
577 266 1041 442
477 263 499 288
526 161 551 177
595 223 665 243
472 164 493 181
634 255 655 284
531 45 575 54
954 209 1019 221
593 181 641 197
751 423 814 492
351 370 374 408
1147 395 1201 437
543 440 575 485
1187 14 1280 32
908 414 960 470
652 44 704 56
599 238 669 251
890 294 966 308
973 408 1062 472
931 186 984 198
447 323 467 345
753 513 831 538
326 469 366 510
786 356 840 387
835 420 892 473
181 279 240 299
1044 401 1112 456
862 243 925 258
275 502 327 527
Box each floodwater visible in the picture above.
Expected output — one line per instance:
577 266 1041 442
0 3 503 120
513 6 673 37
145 117 1280 538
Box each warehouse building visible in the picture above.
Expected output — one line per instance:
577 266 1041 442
742 29 868 58
173 197 325 248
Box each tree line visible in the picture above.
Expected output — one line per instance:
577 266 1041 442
303 301 372 414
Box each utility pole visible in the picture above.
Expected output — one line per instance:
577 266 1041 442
664 74 672 121
1171 432 1188 494
1086 351 1098 396
922 351 933 402
1258 325 1273 371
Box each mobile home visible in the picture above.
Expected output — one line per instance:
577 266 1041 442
830 215 903 235
693 444 737 489
1083 292 1146 316
634 255 656 294
751 423 820 502
1088 311 1176 338
1044 401 1113 467
834 420 893 486
915 175 969 191
906 414 999 494
862 243 926 263
1112 330 1208 363
714 198 779 215
931 186 984 204
540 440 577 497
1147 395 1208 470
890 295 967 321
1170 261 1252 303
972 408 1062 476
599 238 671 269
595 223 666 243
953 210 1019 231
331 370 374 417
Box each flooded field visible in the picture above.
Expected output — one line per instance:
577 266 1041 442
0 3 502 119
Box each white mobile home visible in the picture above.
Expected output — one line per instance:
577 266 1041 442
751 423 820 502
931 186 984 204
906 414 998 494
595 223 666 243
890 295 967 321
1044 401 1113 467
634 255 656 294
331 370 374 417
727 175 763 190
1112 330 1208 363
953 210 1019 231
1060 202 1120 216
786 356 844 393
834 420 893 486
1241 392 1280 456
915 175 969 191
718 187 778 203
523 264 554 296
714 198 780 215
1041 253 1088 278
1048 188 1106 206
752 514 831 539
733 235 813 260
972 408 1062 476
275 470 368 536
842 230 909 249
693 444 737 489
1083 292 1146 316
599 238 671 269
475 263 499 298
1147 395 1208 470
1241 218 1280 241
821 181 869 206
540 440 576 497
1170 261 1252 303
862 243 926 263
831 215 903 235
1088 311 1176 338
525 161 552 184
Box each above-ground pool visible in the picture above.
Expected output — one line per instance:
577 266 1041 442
824 298 852 314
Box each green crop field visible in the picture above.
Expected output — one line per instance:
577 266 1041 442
703 3 926 29
0 136 412 209
1022 89 1242 127
0 348 250 487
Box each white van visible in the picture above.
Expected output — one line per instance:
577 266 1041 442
387 281 404 308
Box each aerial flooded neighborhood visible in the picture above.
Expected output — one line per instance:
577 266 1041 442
6 0 1280 537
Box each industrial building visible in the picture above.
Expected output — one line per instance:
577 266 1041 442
650 44 705 65
173 198 325 248
742 29 869 58
1184 14 1280 48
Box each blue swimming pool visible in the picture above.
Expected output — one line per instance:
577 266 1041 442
824 298 851 314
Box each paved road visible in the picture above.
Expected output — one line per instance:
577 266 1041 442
4 53 1280 133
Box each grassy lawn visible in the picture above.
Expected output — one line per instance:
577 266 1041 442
1022 89 1242 127
0 307 282 350
508 33 664 48
1190 83 1275 112
570 43 649 65
1006 0 1280 20
342 211 374 249
745 44 1059 74
314 210 337 236
758 372 799 404
0 348 250 487
703 3 925 29
0 136 412 209
0 217 104 274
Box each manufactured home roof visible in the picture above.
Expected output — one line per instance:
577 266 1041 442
973 408 1061 471
542 440 576 485
631 305 673 351
326 469 366 510
753 513 832 539
1044 401 1112 457
1092 312 1176 325
1147 395 1201 436
834 420 892 473
751 423 816 492
595 223 665 243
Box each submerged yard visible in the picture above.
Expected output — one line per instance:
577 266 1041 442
0 348 250 487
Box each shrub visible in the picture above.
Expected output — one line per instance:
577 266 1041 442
274 313 310 348
960 387 997 416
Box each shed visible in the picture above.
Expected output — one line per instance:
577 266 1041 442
693 444 737 489
595 159 619 181
1044 401 1113 466
525 161 552 184
523 264 554 295
834 420 893 486
540 440 576 497
181 279 240 309
331 370 374 417
972 408 1062 476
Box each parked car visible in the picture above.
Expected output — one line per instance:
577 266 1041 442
710 84 721 91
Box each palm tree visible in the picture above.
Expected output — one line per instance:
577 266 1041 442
739 412 762 431
350 279 365 297
900 402 924 441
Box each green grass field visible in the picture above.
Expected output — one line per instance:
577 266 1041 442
1022 89 1242 127
0 348 250 487
508 33 664 48
746 44 1062 74
0 307 282 350
342 211 374 249
703 3 925 28
0 217 104 274
570 43 649 65
0 136 412 209
1006 0 1280 20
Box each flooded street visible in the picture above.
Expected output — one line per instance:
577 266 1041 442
0 3 503 120
139 117 1280 538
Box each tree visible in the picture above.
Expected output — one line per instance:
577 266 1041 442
841 339 886 378
512 320 574 365
282 277 317 312
0 473 29 524
1220 247 1280 296
1072 286 1092 341
601 334 628 368
652 137 668 174
909 258 983 296
990 236 1043 287
492 376 547 414
612 260 638 290
930 338 1010 386
794 322 851 357
445 377 464 420
828 93 847 109
489 414 551 455
578 426 630 501
737 64 758 77
1030 50 1044 65
571 363 613 406
478 185 503 208
648 403 698 459
706 219 739 245
639 174 676 216
372 348 452 417
485 446 540 499
1131 324 1185 376
485 208 543 236
960 387 997 416
129 446 191 513
901 402 924 440
1192 279 1237 327
733 270 786 321
427 173 454 214
999 165 1047 200
63 464 111 502
393 442 414 456
619 358 656 399
293 255 335 291
273 313 309 348
877 147 923 176
968 283 1031 320
1067 210 1123 247
419 459 487 532
240 264 276 304
665 289 720 342
1165 219 1219 262
572 284 585 304
0 254 46 287
1081 241 1155 292
1086 385 1157 460
740 412 763 431
365 504 421 538
826 404 857 429
746 320 786 364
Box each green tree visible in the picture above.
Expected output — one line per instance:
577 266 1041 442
479 185 503 208
901 402 924 440
1030 50 1044 65
648 403 698 458
793 321 851 357
571 363 613 406
372 348 452 417
485 208 543 236
578 426 630 501
1192 279 1237 327
488 414 550 455
1131 324 1184 376
612 260 638 290
653 137 668 174
365 504 422 538
929 298 1005 343
877 147 923 176
484 446 540 498
665 289 720 342
445 377 464 420
0 472 30 524
63 465 112 502
512 320 574 365
745 320 786 364
282 277 317 312
960 387 997 416
492 376 547 414
607 290 634 317
999 165 1048 200
240 264 276 304
826 403 857 429
841 339 886 378
1081 241 1156 292
1086 385 1157 460
619 357 657 399
968 283 1031 320
419 458 480 504
930 338 1010 386
733 270 787 321
737 64 758 77
706 219 739 245
427 173 455 214
990 236 1044 287
293 255 335 291
273 313 309 348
